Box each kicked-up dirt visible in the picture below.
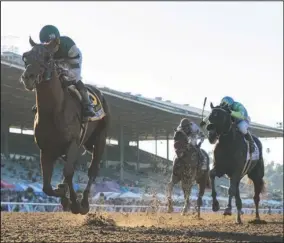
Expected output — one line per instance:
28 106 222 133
1 212 283 242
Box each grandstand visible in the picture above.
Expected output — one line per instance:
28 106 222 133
1 49 283 202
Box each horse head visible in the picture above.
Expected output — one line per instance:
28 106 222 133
20 36 59 91
206 102 233 144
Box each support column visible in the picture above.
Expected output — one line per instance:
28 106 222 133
136 138 140 172
155 129 158 155
1 119 9 158
103 142 108 168
119 125 124 182
166 132 169 160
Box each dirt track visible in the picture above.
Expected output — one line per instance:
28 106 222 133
1 212 283 242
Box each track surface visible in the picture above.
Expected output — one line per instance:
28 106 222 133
1 212 283 242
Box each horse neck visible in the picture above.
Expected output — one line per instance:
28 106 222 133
218 128 235 148
36 71 64 116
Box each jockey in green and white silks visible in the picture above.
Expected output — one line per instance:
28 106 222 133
202 96 255 154
32 25 96 119
177 118 207 170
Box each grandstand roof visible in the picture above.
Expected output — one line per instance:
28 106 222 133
1 55 283 140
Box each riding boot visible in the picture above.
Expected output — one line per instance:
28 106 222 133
32 104 37 114
75 80 97 118
244 131 255 154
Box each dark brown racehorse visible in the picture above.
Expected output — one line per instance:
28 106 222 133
207 102 265 224
20 37 110 215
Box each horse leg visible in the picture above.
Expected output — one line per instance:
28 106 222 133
224 178 233 216
40 151 65 198
167 174 180 213
62 176 80 214
60 141 81 214
81 129 107 215
196 179 206 219
248 175 264 222
224 176 239 217
181 179 192 216
223 195 233 215
210 168 220 212
235 182 243 224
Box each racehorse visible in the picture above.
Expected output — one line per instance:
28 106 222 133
206 102 265 224
20 37 110 215
167 128 210 218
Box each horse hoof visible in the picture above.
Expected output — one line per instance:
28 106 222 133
57 183 70 199
61 197 70 212
223 208 232 216
80 199 90 215
80 206 90 215
212 202 220 212
70 200 81 214
235 219 243 224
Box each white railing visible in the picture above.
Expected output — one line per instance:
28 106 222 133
1 202 283 214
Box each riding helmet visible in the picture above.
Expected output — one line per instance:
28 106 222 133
220 96 234 107
179 118 191 128
39 25 60 43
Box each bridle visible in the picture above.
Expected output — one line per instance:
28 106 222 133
208 106 233 138
22 46 55 87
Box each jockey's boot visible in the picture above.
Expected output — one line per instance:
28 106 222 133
32 104 37 114
75 80 96 119
244 131 255 154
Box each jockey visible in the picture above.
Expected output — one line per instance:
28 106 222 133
201 96 255 154
33 25 96 119
220 96 255 153
177 118 207 170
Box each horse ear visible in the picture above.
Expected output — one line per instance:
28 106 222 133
29 36 36 47
210 102 215 109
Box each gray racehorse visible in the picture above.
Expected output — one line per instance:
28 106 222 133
167 129 210 218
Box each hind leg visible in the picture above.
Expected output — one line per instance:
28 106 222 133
248 153 265 223
167 174 180 213
81 128 107 215
248 175 264 221
196 177 207 219
235 182 243 224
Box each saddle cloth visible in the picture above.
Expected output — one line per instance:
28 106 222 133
241 139 260 178
68 85 106 122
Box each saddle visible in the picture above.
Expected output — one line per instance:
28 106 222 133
56 66 106 122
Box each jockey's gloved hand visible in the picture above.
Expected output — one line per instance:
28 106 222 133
197 142 202 149
200 120 206 127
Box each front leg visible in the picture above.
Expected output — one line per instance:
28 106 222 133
225 174 241 222
210 168 220 212
167 174 180 213
59 140 81 214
